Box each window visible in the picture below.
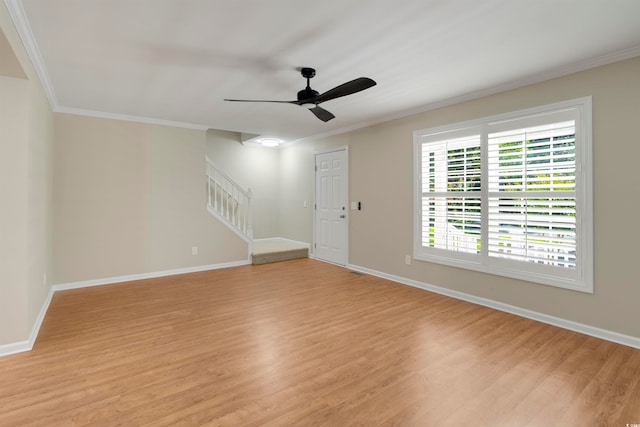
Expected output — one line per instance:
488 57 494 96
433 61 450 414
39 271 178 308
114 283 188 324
414 98 593 292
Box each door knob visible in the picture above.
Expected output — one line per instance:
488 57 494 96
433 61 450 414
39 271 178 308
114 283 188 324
340 214 345 218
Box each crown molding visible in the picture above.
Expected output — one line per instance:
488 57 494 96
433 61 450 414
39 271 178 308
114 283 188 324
384 45 640 124
5 0 639 142
288 44 640 146
55 106 210 131
3 0 57 107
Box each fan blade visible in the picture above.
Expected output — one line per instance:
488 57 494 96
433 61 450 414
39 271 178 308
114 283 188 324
224 99 295 104
309 106 335 122
314 77 376 104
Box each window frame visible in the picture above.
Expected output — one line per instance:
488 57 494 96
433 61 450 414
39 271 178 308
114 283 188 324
413 97 593 293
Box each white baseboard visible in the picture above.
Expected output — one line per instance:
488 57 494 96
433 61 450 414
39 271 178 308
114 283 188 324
0 340 31 357
348 263 640 350
0 286 55 357
53 260 251 292
28 286 55 346
0 260 250 357
7 259 636 358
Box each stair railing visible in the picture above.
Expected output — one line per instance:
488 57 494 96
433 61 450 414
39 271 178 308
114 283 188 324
206 157 253 242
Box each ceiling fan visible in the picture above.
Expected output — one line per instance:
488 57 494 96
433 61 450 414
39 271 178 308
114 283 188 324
224 67 376 122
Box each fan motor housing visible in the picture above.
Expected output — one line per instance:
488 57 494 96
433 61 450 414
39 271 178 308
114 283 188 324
297 88 319 102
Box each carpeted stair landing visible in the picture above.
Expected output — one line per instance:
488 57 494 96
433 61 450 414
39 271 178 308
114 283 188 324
252 238 309 265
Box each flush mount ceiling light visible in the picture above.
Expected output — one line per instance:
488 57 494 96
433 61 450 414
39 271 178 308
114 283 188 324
259 138 281 147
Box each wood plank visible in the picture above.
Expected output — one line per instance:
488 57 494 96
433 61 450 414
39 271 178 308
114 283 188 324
0 259 638 425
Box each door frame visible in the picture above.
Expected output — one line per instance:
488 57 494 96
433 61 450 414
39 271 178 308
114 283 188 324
313 146 349 266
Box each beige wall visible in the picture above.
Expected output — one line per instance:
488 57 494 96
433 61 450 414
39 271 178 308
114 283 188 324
0 3 54 346
277 143 316 243
26 75 54 334
0 75 30 344
278 56 640 339
206 130 279 239
54 115 248 284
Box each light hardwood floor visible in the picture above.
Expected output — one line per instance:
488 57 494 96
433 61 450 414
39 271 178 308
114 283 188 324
1 259 639 426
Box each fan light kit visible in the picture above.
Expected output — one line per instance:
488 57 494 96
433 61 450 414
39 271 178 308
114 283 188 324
225 67 376 122
259 138 281 147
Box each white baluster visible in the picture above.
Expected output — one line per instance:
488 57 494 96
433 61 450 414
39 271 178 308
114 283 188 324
205 158 253 240
247 188 253 238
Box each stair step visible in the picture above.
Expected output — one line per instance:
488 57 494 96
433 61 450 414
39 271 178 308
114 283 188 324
252 248 309 265
251 238 310 265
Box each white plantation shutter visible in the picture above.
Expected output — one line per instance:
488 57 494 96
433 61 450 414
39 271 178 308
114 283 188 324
487 119 577 269
421 135 481 255
414 98 592 292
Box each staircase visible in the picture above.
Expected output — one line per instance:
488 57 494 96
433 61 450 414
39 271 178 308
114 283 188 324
206 157 253 246
206 158 308 264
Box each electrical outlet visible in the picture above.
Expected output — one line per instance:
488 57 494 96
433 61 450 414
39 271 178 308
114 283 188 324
303 200 307 208
192 246 198 255
405 255 411 265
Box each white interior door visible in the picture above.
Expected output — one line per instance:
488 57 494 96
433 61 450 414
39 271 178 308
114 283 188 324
314 149 347 265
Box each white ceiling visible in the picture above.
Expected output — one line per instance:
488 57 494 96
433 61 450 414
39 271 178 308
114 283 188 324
8 0 640 144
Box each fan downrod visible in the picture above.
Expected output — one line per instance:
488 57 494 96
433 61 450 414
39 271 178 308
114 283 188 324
298 67 319 103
